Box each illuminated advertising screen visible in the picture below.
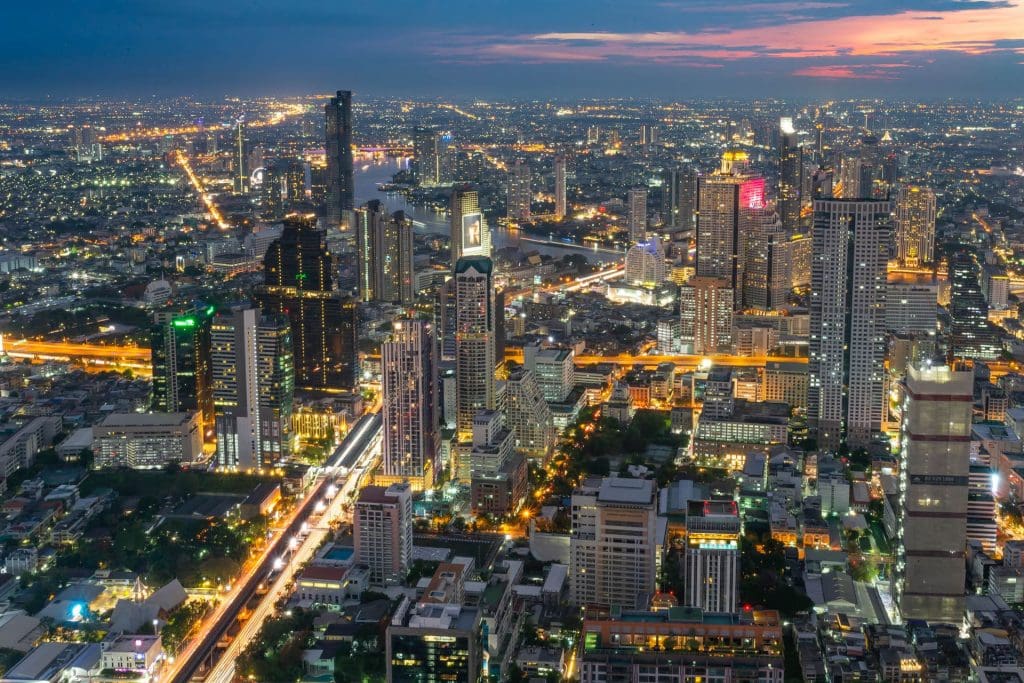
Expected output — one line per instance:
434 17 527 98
462 212 483 252
740 178 766 210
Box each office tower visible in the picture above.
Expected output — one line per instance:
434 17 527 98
897 364 972 624
454 257 495 441
523 342 575 403
381 320 439 491
260 161 284 220
983 266 1010 310
234 119 248 194
256 313 294 462
387 600 481 683
355 200 415 304
742 211 790 310
696 150 765 295
569 477 658 609
885 272 938 336
808 199 891 450
284 159 307 204
354 483 413 585
627 188 648 242
151 303 215 433
413 126 440 186
624 236 668 287
494 288 506 374
680 276 734 355
437 277 457 361
684 499 740 613
949 251 1001 359
505 368 556 460
469 409 525 514
449 185 490 265
325 90 355 226
211 307 261 470
661 167 697 230
894 185 936 267
778 117 803 232
553 155 567 219
259 214 359 392
506 159 531 222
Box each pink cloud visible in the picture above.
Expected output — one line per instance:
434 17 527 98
440 0 1024 67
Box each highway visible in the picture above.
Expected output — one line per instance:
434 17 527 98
2 337 153 375
175 150 229 229
164 412 382 683
505 348 809 369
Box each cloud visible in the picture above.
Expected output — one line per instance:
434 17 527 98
437 0 1024 70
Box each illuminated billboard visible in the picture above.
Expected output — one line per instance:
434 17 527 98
740 178 766 211
462 211 483 253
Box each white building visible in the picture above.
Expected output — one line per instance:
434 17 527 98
354 483 413 585
93 413 202 469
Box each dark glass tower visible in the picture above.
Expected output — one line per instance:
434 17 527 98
151 302 216 433
778 119 803 232
325 90 355 226
259 215 359 392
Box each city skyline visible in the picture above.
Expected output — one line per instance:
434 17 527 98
3 0 1024 98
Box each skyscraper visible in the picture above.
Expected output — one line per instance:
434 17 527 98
412 126 454 186
627 187 648 242
505 368 556 461
260 161 284 220
624 236 668 287
696 150 765 296
355 200 415 304
897 363 972 624
381 320 439 491
894 184 936 267
211 306 261 470
684 499 740 613
325 90 354 227
234 119 248 194
256 313 294 462
449 185 490 266
553 155 567 220
949 251 1001 359
661 167 697 230
680 276 734 355
777 117 803 232
259 214 359 392
151 303 215 433
808 199 891 450
742 210 790 310
454 256 495 442
570 477 658 609
506 159 531 223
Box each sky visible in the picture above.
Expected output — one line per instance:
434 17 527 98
3 0 1023 99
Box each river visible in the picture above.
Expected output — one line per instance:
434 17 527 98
353 157 621 265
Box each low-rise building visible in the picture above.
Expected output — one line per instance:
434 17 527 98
92 412 202 469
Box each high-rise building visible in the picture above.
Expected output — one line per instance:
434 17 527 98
808 199 891 450
260 161 284 220
684 499 740 613
661 167 697 230
506 159 531 223
325 90 355 226
354 483 413 585
505 368 556 461
624 237 668 287
680 276 733 355
259 214 359 392
412 126 454 186
450 185 490 265
777 117 803 232
742 210 790 310
211 307 262 470
256 313 294 462
897 364 972 624
381 320 439 491
387 599 481 683
894 185 936 267
523 342 575 403
151 303 215 433
627 188 648 242
570 477 658 609
234 119 248 194
355 200 415 304
696 150 765 296
553 155 567 220
949 251 1001 359
454 256 495 441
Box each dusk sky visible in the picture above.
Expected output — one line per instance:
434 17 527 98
4 0 1024 98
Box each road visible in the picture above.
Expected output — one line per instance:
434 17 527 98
163 413 383 683
505 347 809 369
2 337 153 375
175 150 229 229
